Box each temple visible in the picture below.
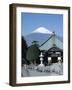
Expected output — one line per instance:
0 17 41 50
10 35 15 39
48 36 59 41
39 32 63 64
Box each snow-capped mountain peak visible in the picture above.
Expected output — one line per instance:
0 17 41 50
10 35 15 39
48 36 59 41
32 27 53 34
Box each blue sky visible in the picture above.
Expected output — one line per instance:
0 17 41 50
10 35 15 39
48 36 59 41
21 12 63 37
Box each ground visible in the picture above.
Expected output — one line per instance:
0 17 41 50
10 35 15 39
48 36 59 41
21 62 63 77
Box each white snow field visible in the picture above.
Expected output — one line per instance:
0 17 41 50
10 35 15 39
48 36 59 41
21 63 63 77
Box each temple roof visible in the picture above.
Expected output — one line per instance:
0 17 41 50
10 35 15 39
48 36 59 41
47 46 63 52
39 34 63 51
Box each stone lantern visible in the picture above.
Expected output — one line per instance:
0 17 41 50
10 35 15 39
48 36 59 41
38 52 44 67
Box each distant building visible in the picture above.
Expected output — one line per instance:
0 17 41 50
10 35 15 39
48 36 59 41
39 32 63 64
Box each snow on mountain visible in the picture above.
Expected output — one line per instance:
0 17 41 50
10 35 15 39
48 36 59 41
25 33 51 46
32 27 53 34
24 27 54 46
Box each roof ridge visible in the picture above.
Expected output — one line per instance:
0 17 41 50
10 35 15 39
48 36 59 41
39 34 63 48
39 35 53 47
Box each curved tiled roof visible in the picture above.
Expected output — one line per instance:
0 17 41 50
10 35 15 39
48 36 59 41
39 34 63 50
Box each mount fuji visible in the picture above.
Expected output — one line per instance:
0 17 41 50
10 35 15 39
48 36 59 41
32 27 53 34
24 27 53 46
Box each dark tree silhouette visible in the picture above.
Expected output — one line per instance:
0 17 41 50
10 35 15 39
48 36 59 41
22 36 28 65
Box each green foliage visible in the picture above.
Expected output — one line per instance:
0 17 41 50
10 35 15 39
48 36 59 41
22 36 28 64
26 44 40 64
22 36 28 58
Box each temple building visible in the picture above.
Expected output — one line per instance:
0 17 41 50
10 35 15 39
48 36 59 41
39 32 63 64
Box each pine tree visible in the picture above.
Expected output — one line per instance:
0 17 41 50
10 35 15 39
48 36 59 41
26 41 40 64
